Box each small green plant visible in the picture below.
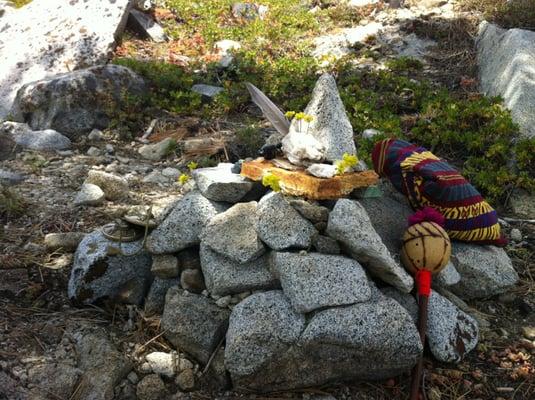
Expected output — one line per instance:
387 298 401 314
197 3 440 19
0 185 25 216
385 56 423 72
187 161 198 171
262 173 281 192
335 153 359 175
235 126 265 157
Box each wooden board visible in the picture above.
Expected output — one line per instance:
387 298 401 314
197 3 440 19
241 158 379 200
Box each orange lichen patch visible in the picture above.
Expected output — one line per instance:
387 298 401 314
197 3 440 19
241 158 379 200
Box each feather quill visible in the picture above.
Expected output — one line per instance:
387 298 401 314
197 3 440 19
245 82 290 135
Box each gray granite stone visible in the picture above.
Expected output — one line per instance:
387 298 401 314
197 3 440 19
270 252 371 313
257 192 317 251
162 287 230 364
200 201 265 263
326 199 413 293
200 244 278 296
192 163 255 203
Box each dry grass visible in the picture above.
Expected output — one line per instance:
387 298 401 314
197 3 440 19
461 0 535 30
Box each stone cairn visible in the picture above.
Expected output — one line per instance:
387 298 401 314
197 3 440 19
68 74 519 392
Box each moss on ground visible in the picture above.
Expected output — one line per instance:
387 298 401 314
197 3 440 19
114 0 535 206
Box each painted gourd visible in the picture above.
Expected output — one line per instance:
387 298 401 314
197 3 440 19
400 220 451 275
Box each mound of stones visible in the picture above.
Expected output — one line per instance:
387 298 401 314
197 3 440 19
68 162 519 392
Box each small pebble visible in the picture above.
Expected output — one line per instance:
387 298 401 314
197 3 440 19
105 144 114 153
510 228 522 242
216 295 232 308
522 326 535 340
87 146 101 156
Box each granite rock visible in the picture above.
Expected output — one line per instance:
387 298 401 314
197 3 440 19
326 199 413 293
312 234 341 255
201 201 265 263
151 254 179 279
138 138 176 161
0 121 71 151
146 191 228 254
200 244 278 296
10 65 146 138
74 183 105 206
270 252 371 313
257 192 317 250
85 170 129 201
450 243 519 299
193 163 255 203
145 277 180 315
68 230 152 305
162 287 230 364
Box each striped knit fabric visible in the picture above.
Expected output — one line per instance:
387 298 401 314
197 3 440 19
372 138 506 245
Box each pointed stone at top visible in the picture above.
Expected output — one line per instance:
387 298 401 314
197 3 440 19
289 73 356 162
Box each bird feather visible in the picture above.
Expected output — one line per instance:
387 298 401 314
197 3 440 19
245 82 290 135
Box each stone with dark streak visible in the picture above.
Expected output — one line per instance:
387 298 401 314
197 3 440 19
68 229 152 305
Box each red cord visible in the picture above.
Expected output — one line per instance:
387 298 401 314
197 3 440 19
415 270 432 297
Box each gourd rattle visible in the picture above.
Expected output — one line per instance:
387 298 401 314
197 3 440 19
400 207 451 400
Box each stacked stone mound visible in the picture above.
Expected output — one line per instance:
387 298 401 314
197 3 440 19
68 162 519 392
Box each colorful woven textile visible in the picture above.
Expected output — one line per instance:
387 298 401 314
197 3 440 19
372 138 506 245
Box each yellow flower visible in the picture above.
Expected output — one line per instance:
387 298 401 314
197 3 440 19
335 153 359 175
179 174 190 185
261 173 281 192
187 161 198 171
303 114 314 123
295 112 305 120
285 111 296 118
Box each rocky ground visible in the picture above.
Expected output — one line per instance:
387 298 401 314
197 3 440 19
1 0 535 399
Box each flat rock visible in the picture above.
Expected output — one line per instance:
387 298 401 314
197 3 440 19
477 21 535 137
147 191 228 254
74 326 133 400
326 199 413 293
68 230 152 305
200 201 265 263
162 287 230 364
450 243 519 299
0 121 71 151
145 277 180 315
0 0 133 118
241 158 378 200
128 9 167 42
257 192 317 250
313 23 383 59
382 288 479 363
10 65 146 138
193 163 255 202
192 84 224 98
227 293 422 391
85 170 129 201
200 244 278 296
74 183 105 206
285 74 356 162
270 252 371 313
138 137 176 160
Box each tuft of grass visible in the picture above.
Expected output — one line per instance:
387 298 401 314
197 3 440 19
0 185 25 217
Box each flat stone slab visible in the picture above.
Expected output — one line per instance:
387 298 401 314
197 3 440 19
200 244 278 296
193 163 255 203
477 21 535 137
270 252 371 313
0 0 132 117
241 158 378 200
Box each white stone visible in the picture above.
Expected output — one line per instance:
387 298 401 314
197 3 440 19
145 352 175 378
306 163 337 178
74 183 105 206
362 128 381 139
87 147 101 157
0 0 132 117
88 129 103 141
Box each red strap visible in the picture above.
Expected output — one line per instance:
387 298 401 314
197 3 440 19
415 269 432 297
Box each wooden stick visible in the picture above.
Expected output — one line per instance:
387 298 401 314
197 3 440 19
410 294 429 400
